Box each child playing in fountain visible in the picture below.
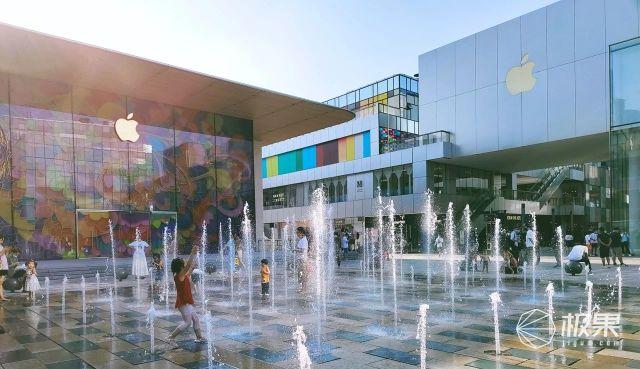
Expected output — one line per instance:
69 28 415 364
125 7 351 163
152 253 164 295
24 259 40 302
260 258 270 302
166 245 205 345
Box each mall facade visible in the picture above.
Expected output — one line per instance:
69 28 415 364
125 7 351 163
0 23 353 260
261 0 640 252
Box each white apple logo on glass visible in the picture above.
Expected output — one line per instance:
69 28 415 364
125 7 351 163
506 53 536 95
115 113 140 142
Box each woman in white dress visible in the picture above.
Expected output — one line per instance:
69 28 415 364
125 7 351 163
24 259 40 301
130 228 149 277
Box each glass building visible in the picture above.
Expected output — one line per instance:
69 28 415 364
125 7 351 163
611 37 640 249
0 23 352 260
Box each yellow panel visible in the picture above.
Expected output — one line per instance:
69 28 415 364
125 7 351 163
346 135 355 161
267 156 278 177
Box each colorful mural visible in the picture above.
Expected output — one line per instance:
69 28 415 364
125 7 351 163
0 73 254 260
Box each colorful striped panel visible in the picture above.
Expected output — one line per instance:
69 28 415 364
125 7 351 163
354 134 363 159
362 131 371 157
302 146 316 169
346 135 355 161
338 137 347 162
266 156 278 177
263 131 372 177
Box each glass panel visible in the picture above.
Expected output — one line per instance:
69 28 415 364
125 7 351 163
10 75 75 260
612 40 640 126
126 98 175 212
73 87 128 211
0 74 10 241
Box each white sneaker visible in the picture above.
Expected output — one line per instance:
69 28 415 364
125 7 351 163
165 337 178 347
194 338 207 344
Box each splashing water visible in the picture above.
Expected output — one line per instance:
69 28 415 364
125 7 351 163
523 261 528 290
146 302 156 354
81 275 87 325
376 190 385 306
410 265 415 291
489 292 502 355
228 217 235 303
293 325 312 369
162 226 170 307
108 219 117 300
95 271 100 299
388 200 399 327
445 202 456 318
241 203 254 333
546 282 555 335
617 266 622 311
271 235 276 310
310 188 331 340
108 288 116 336
219 222 225 277
173 223 178 261
556 226 565 292
44 277 50 307
61 275 68 315
585 280 594 321
493 219 502 291
200 221 208 315
283 218 291 304
205 311 215 369
530 213 538 300
422 190 437 299
416 304 429 369
463 204 471 295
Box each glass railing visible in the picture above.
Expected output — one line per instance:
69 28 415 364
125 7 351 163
381 130 453 153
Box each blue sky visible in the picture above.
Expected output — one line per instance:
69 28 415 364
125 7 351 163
0 0 557 101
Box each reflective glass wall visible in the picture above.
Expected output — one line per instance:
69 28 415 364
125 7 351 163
0 73 254 260
611 38 640 252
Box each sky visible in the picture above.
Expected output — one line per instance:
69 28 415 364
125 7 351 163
0 0 558 102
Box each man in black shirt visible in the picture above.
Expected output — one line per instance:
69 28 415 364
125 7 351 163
598 227 611 266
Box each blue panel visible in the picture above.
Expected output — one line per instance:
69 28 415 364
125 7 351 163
362 131 371 157
261 158 267 178
278 151 297 174
302 146 316 169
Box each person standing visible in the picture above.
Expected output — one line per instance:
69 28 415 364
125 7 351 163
621 231 631 256
295 227 309 292
584 230 592 256
598 227 611 266
0 235 9 301
525 226 536 264
610 227 627 266
260 259 270 302
589 230 599 257
167 245 205 345
341 232 349 260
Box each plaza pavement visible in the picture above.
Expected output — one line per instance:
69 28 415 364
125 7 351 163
0 252 639 369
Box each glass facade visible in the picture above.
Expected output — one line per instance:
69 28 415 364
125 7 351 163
0 73 254 260
611 38 640 251
323 74 420 154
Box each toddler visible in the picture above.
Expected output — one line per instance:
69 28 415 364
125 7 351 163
24 259 40 301
260 259 270 301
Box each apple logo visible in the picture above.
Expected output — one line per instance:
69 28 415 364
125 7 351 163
505 53 536 95
115 113 140 142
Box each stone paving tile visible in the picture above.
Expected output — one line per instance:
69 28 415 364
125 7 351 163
0 348 35 364
365 347 420 365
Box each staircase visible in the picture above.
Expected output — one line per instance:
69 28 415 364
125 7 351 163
530 166 571 207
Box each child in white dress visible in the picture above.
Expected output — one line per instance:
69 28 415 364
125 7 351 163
24 259 40 301
130 228 149 277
